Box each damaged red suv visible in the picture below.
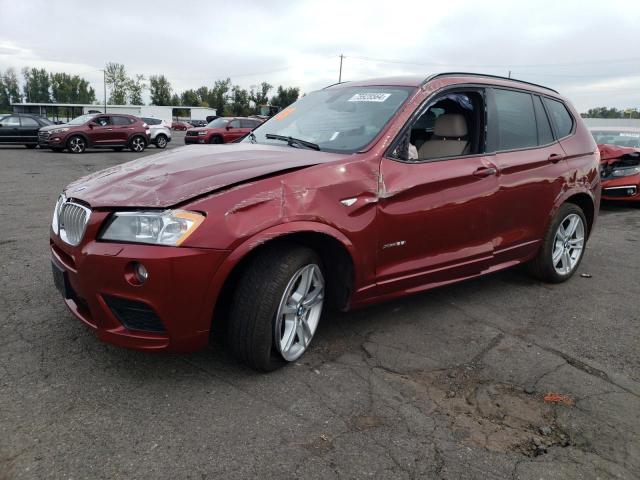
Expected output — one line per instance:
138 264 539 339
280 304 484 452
184 117 262 144
591 128 640 201
50 73 600 371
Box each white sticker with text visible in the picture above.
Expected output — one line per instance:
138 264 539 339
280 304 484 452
348 93 391 102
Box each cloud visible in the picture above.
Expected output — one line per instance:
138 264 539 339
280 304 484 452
0 0 638 110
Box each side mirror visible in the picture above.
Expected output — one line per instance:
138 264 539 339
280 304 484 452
226 124 232 130
88 121 98 128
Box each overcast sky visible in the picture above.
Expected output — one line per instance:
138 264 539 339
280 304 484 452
0 0 638 111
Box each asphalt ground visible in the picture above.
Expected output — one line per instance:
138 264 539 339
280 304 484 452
1 133 639 479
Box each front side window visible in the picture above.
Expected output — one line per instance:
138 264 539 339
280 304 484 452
244 86 412 153
494 89 538 151
229 120 241 129
543 98 574 138
94 116 111 126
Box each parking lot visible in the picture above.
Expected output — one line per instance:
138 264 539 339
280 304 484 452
1 135 639 479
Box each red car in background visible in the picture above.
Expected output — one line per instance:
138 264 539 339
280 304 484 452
591 127 640 201
184 117 262 144
171 121 191 131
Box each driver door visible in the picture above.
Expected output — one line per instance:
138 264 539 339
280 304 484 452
86 116 114 145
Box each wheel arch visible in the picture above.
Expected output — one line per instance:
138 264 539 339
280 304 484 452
562 191 596 237
66 132 90 147
207 223 356 339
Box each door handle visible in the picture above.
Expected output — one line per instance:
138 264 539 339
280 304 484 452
107 128 113 131
473 166 498 177
548 153 564 163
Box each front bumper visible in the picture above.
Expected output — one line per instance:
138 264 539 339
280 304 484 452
601 176 640 201
50 215 229 352
184 135 208 144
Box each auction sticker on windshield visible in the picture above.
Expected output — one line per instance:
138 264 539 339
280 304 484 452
348 93 391 102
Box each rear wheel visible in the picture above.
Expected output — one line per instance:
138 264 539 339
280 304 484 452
227 244 325 371
67 135 86 154
129 135 146 152
155 134 168 149
528 203 587 283
209 135 222 144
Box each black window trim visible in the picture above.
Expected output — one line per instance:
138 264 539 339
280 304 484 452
384 83 489 164
540 95 576 141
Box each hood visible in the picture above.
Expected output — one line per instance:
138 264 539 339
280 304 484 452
188 127 209 133
40 123 73 131
64 144 348 208
598 143 640 163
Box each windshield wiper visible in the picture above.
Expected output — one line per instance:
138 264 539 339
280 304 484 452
265 134 320 151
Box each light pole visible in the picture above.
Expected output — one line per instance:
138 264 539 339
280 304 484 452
100 69 107 113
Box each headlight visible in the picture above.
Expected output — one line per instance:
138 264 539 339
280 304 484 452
100 210 205 246
51 194 65 234
197 131 207 136
611 166 640 177
51 127 69 134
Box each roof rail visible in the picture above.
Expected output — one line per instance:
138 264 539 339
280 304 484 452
422 72 558 94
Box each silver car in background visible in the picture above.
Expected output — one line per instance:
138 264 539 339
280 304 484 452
140 117 172 149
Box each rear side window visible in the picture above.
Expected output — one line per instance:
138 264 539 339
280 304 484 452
494 89 537 150
112 116 133 125
533 96 554 145
20 117 40 127
142 117 161 125
543 98 573 138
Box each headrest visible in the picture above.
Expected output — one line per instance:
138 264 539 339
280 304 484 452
434 114 467 138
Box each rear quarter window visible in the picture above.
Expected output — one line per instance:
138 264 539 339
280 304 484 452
543 98 574 138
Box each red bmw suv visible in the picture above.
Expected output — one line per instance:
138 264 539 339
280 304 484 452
39 113 150 153
50 73 600 371
184 117 263 144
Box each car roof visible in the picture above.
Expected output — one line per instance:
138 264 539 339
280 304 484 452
327 72 561 98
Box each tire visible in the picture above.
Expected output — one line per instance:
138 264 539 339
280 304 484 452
67 135 86 154
129 135 146 152
227 244 325 371
528 203 587 283
209 135 223 144
25 144 37 149
155 134 168 149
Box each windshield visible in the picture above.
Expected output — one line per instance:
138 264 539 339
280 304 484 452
67 114 96 125
40 117 54 125
207 118 229 128
591 130 640 148
244 86 413 153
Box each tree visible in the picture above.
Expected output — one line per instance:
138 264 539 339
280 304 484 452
149 74 173 105
208 78 231 115
170 93 181 106
180 89 200 106
104 63 129 105
22 67 51 103
50 72 96 104
0 68 21 111
227 85 251 116
196 86 210 105
270 86 299 109
249 82 272 110
127 74 145 105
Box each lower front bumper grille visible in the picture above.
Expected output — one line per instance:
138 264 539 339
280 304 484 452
603 185 637 198
103 295 166 332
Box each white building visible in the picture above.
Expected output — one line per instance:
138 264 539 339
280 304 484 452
11 103 216 123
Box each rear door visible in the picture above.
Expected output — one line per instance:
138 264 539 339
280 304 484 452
111 115 135 143
487 88 568 265
0 116 22 143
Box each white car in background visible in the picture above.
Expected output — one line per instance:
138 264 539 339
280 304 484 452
140 117 172 149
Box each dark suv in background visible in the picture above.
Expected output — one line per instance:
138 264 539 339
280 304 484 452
39 113 150 153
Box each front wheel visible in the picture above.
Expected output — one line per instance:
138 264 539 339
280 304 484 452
67 135 86 154
130 135 146 152
227 244 325 371
209 135 222 144
528 203 587 283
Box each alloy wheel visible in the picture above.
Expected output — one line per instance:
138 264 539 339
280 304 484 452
274 264 325 361
156 136 167 148
552 213 585 275
132 137 145 152
69 137 85 153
